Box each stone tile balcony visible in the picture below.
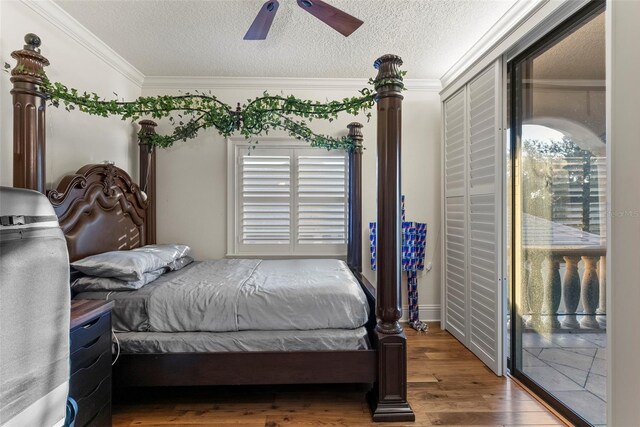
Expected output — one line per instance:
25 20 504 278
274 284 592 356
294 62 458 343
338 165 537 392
522 329 606 426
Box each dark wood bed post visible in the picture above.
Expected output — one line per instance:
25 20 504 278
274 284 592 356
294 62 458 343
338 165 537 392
138 120 157 244
10 34 49 193
347 122 363 274
370 54 414 422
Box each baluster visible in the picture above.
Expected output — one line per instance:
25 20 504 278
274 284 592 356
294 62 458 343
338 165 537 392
580 256 600 329
526 252 544 329
561 256 581 329
522 261 531 328
596 255 606 328
543 255 562 330
597 255 606 314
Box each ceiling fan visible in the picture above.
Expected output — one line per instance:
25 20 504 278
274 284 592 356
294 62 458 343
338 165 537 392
244 0 364 40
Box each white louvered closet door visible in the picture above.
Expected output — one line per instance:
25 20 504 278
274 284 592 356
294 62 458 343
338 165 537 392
443 61 503 376
467 63 503 375
444 88 468 344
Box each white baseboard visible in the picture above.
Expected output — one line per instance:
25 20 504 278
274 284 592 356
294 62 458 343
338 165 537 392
400 304 441 322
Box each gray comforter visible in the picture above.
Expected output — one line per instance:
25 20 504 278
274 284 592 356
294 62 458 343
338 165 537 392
79 258 369 333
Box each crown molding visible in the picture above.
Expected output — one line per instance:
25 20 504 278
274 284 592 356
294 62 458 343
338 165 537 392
142 76 441 93
20 0 144 87
440 0 549 89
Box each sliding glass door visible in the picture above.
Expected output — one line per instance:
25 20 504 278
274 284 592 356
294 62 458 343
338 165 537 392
509 3 606 426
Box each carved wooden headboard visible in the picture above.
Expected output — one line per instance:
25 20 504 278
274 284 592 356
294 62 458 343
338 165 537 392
47 163 148 262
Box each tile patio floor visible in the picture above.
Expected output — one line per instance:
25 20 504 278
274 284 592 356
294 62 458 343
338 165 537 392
522 330 607 426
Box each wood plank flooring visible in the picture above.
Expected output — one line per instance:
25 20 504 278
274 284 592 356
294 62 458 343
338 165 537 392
112 325 564 426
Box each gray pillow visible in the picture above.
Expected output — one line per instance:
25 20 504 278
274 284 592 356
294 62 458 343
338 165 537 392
71 250 167 281
72 268 166 292
132 244 192 266
168 256 194 271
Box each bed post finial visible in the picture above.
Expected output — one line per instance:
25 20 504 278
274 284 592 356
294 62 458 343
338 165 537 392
373 54 404 92
138 119 158 245
347 122 363 274
139 119 158 136
23 33 42 51
347 121 364 140
11 33 50 193
369 54 414 422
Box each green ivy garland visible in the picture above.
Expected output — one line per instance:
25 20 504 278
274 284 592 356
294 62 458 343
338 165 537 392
33 71 405 152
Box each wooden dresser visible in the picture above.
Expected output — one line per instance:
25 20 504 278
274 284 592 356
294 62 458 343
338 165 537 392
70 299 114 427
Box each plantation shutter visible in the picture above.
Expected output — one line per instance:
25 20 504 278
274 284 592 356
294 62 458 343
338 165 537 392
235 145 347 256
238 147 292 253
443 61 504 376
467 63 503 375
444 87 468 344
296 149 348 252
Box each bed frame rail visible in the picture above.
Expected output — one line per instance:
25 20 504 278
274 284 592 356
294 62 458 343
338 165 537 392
114 350 376 387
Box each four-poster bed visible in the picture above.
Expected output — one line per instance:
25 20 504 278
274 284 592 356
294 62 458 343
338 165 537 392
9 34 414 422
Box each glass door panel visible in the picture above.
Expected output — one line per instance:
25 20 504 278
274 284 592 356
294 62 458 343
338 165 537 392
509 5 606 426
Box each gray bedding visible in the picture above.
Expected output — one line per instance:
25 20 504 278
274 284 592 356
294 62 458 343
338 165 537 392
116 327 370 353
77 258 369 333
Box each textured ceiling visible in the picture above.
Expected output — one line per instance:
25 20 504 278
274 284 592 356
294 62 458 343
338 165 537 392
54 0 518 79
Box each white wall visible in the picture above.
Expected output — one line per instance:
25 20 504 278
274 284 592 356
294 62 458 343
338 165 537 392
607 0 640 425
143 81 442 320
0 0 143 189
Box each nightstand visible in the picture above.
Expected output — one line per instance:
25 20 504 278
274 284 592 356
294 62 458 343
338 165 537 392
70 299 114 427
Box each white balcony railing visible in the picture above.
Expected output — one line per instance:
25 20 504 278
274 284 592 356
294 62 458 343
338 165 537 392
521 214 606 330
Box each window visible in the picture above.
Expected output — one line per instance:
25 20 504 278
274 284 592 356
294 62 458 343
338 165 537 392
228 140 348 256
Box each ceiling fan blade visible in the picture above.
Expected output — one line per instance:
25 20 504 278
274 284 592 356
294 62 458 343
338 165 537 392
244 0 280 40
296 0 363 37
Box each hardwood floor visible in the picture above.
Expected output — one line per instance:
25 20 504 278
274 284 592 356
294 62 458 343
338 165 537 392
112 325 565 426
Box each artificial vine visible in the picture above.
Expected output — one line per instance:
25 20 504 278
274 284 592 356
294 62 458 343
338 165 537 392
35 71 404 152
